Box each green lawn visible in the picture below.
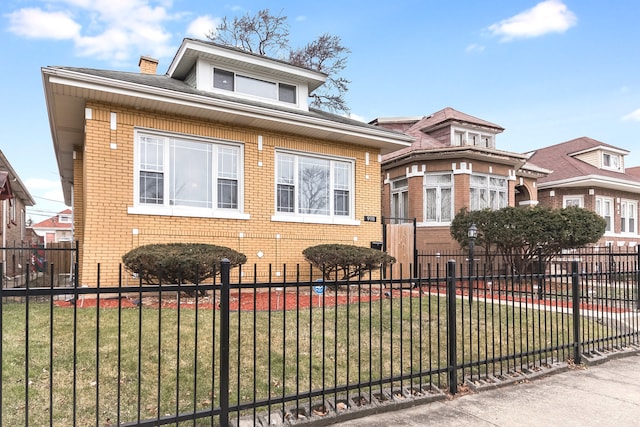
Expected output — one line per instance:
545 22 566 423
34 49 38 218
1 292 610 426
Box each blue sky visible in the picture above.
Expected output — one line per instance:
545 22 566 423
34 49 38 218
2 0 640 222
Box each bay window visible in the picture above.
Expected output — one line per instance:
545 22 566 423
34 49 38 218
470 174 507 211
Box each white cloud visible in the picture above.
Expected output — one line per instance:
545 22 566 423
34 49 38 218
488 0 577 42
622 109 640 121
6 8 81 39
186 15 219 39
466 43 485 53
6 1 179 66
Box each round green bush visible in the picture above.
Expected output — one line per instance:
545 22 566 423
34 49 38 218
122 243 247 285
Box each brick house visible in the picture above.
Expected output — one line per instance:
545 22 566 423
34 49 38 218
42 38 412 286
527 136 640 248
31 209 74 246
372 107 547 254
1 150 36 277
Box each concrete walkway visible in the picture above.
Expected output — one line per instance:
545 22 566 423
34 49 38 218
336 352 640 426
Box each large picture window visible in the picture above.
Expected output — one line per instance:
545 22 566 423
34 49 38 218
424 173 453 223
470 174 507 211
276 151 353 218
136 131 242 214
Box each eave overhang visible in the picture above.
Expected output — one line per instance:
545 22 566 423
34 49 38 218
42 67 412 205
537 175 640 194
382 146 528 170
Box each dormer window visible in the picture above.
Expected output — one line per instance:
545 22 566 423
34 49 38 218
213 68 297 104
451 128 494 149
602 152 621 171
58 214 72 223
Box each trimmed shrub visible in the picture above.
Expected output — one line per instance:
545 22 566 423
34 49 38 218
122 243 247 289
302 244 395 280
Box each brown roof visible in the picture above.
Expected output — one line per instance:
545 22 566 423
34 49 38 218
0 171 13 200
32 209 73 230
376 107 514 164
415 107 504 133
527 137 639 185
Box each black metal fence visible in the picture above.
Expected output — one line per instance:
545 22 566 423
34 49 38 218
1 245 639 426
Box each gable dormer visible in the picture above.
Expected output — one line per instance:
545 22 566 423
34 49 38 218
570 144 628 173
167 38 327 112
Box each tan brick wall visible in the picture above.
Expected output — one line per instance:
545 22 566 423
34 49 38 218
76 102 384 285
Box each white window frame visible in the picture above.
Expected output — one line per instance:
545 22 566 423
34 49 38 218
469 173 508 211
128 129 248 220
602 152 621 171
423 173 453 225
390 178 409 224
213 67 298 105
272 150 358 225
595 196 613 233
563 195 584 208
621 199 637 234
451 127 495 149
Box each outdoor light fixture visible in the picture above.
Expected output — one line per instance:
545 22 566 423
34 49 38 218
468 223 478 239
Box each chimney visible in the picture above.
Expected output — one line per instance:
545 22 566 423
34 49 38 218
138 56 159 74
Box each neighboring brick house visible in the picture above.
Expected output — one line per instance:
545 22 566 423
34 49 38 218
1 150 36 278
372 107 547 254
527 137 640 248
42 38 412 286
31 209 73 246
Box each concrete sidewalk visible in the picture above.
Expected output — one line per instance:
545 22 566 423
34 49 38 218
336 352 640 427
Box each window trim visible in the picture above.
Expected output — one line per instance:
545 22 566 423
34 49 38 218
595 196 614 233
469 173 508 211
621 199 637 235
271 150 359 225
422 173 454 226
129 129 249 220
390 177 409 224
563 195 584 208
213 67 298 105
602 152 621 171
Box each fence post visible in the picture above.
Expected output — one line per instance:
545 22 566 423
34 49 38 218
637 246 640 311
571 260 582 365
446 260 458 395
219 259 231 427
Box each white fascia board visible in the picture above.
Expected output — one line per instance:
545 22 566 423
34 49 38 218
168 40 327 89
45 69 412 148
538 175 640 193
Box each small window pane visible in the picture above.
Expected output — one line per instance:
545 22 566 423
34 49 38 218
334 190 349 216
277 184 295 212
218 179 238 209
214 69 234 91
236 75 277 99
140 171 164 204
218 146 238 179
279 84 296 103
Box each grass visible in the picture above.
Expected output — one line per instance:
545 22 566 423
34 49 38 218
1 290 615 426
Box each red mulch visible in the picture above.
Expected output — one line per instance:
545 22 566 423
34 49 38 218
51 284 628 314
